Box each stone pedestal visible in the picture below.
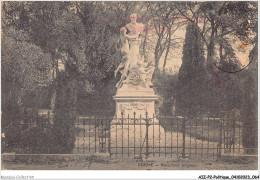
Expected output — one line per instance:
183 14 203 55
114 84 158 118
110 84 165 156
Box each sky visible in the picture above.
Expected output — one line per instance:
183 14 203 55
154 23 254 75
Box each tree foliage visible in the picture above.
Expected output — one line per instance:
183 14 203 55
176 23 208 116
1 27 52 151
240 28 258 154
2 27 52 111
52 71 78 153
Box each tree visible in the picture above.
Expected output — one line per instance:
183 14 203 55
176 23 208 116
241 69 257 154
1 27 52 110
1 27 52 151
176 2 257 67
49 9 87 153
176 2 258 153
146 2 183 75
52 70 78 153
240 23 258 154
175 2 257 112
2 1 66 110
155 74 178 116
75 2 126 113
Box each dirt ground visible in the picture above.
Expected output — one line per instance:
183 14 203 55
2 155 258 170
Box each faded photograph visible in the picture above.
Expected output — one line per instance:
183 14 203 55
1 1 258 171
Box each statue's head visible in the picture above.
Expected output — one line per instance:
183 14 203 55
130 14 137 23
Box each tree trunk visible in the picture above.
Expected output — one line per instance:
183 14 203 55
154 57 160 75
50 51 58 110
219 27 225 63
206 21 216 66
163 32 171 74
207 40 215 64
219 42 223 62
154 41 161 76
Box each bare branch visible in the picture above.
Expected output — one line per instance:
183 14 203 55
176 5 194 23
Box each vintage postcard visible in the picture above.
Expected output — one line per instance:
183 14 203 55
1 1 258 179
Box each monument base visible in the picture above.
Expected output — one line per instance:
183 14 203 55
111 85 165 156
113 84 159 118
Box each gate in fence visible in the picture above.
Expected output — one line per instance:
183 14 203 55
74 112 247 159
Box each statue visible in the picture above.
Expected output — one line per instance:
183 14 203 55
114 14 155 89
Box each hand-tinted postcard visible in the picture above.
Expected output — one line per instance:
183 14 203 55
1 1 258 179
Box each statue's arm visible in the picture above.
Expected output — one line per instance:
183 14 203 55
125 23 142 39
125 33 139 39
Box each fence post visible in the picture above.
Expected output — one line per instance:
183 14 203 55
121 112 124 157
182 117 186 158
218 118 223 159
95 116 97 153
101 118 104 153
232 117 236 154
47 111 50 122
145 112 149 158
108 117 111 157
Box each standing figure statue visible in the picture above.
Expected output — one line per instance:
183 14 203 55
115 14 155 89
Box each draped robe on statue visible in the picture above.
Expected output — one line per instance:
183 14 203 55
115 23 154 89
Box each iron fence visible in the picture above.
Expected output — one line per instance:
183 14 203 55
74 112 256 160
2 110 257 160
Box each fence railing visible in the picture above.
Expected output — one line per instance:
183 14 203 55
2 111 257 160
74 113 255 159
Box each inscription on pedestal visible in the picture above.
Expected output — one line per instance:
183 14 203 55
121 101 150 110
119 101 150 118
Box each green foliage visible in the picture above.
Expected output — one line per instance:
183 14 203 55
2 28 52 100
49 10 86 152
240 38 258 154
154 74 177 116
208 64 244 112
1 27 52 152
52 72 77 153
77 2 121 88
2 2 122 152
2 28 52 108
22 85 53 109
176 23 209 116
241 71 257 154
52 10 88 73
